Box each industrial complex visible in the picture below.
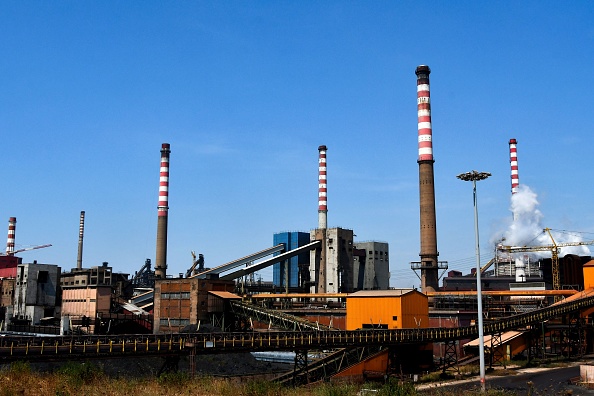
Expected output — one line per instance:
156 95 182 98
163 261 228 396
1 65 594 384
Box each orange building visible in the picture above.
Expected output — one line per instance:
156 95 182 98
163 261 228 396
334 289 432 381
346 289 428 330
583 260 594 289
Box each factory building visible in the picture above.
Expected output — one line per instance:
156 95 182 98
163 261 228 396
352 241 390 290
153 277 235 333
310 227 354 294
0 255 20 278
59 263 132 333
0 278 15 326
61 286 111 324
442 254 590 293
12 262 61 325
272 231 310 289
60 262 131 299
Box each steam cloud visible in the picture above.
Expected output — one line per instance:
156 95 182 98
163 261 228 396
495 185 591 257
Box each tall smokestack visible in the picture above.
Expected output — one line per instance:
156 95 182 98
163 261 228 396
416 65 439 292
310 145 329 294
6 217 16 255
318 145 328 230
509 138 519 194
76 211 85 269
155 143 171 279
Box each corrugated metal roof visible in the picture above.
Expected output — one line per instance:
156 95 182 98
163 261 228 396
208 291 242 300
348 289 418 298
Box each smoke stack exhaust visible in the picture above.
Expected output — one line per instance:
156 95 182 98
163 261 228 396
155 143 171 279
416 65 439 292
6 217 16 255
509 138 519 194
318 145 328 230
76 211 85 269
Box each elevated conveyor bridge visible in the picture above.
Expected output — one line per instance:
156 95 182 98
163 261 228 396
2 290 594 382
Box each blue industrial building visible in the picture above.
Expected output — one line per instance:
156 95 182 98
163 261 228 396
273 232 310 288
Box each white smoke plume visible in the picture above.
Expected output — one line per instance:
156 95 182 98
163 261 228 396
495 185 591 258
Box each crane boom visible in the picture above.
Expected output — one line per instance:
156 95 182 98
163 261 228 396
2 244 52 256
497 229 594 294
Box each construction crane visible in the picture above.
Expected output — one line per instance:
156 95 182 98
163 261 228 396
497 228 594 293
1 244 52 256
187 251 205 278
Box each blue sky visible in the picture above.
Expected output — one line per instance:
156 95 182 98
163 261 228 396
2 2 593 288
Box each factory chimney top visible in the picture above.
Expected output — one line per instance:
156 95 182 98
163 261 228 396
415 65 431 75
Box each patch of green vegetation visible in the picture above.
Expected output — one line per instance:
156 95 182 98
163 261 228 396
8 360 31 375
156 370 190 387
242 379 283 396
56 361 102 387
313 382 359 396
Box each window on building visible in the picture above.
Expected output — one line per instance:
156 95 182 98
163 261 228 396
38 271 49 283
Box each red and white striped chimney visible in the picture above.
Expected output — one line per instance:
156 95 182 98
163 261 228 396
416 65 439 293
509 138 519 194
155 143 171 279
6 217 16 255
416 65 433 162
318 145 328 230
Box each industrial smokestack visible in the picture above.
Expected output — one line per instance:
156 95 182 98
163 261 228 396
155 143 171 279
509 138 519 194
310 145 329 294
415 65 439 292
318 145 328 230
6 217 16 255
76 211 85 270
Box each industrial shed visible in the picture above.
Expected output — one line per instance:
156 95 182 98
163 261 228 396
346 289 428 330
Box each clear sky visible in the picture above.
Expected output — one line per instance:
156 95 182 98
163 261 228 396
2 1 593 288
